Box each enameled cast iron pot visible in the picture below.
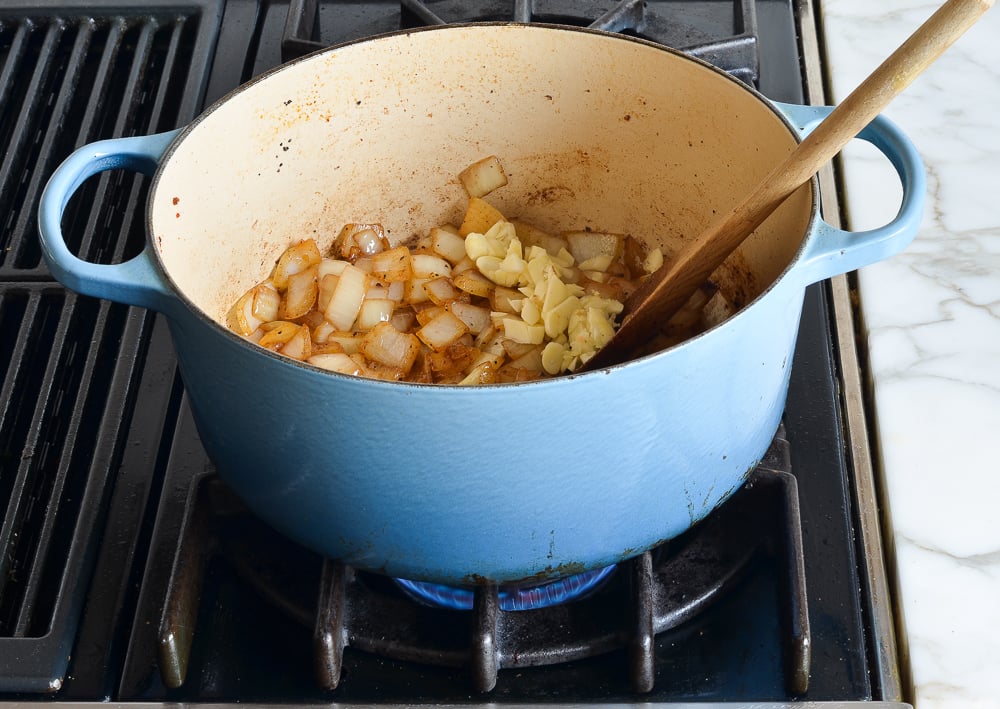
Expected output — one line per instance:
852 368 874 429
38 24 924 586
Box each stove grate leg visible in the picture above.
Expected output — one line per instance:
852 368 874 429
158 479 211 690
776 469 811 696
629 550 656 692
314 559 348 690
470 584 500 692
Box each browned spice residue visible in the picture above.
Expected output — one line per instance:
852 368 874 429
172 197 180 205
524 185 576 207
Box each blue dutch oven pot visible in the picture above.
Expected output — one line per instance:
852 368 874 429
38 24 924 586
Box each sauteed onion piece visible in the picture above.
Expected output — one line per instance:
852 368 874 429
226 155 735 383
458 155 508 198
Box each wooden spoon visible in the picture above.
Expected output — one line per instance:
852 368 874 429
581 0 993 371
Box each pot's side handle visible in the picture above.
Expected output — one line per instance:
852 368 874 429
772 102 926 287
38 130 182 313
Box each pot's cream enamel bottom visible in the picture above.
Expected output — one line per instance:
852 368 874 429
149 24 813 326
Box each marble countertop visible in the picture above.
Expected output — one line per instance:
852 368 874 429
820 1 1000 706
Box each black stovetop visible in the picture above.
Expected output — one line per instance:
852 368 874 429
0 0 888 703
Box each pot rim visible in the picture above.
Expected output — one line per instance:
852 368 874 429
147 22 819 387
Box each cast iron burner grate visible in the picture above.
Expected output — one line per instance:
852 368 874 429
156 429 809 695
0 2 217 692
281 0 760 86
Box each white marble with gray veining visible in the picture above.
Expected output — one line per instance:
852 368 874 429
820 1 1000 706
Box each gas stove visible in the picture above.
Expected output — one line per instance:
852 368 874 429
0 1 907 706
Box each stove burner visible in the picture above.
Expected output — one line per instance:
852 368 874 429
280 0 760 85
399 0 644 30
394 565 616 611
154 430 808 695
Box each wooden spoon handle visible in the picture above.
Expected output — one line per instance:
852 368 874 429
585 0 993 370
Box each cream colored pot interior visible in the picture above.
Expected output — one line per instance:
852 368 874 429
150 24 813 325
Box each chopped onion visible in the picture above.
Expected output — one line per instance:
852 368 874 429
226 290 257 336
501 339 536 360
430 226 469 264
425 343 478 379
327 333 361 354
258 321 300 349
312 319 336 343
448 301 491 334
334 223 389 260
317 273 339 314
299 310 325 330
390 309 416 332
458 351 504 386
386 280 405 301
357 298 395 331
417 311 469 351
577 254 614 272
271 239 322 289
508 344 544 372
227 281 282 336
308 352 367 376
578 274 624 301
423 276 459 305
324 264 368 331
451 255 477 274
251 281 281 322
458 155 508 198
511 220 569 257
410 253 452 279
453 269 494 298
497 364 541 383
281 266 318 320
360 322 421 372
278 324 312 360
488 285 522 314
371 246 412 283
317 259 350 279
564 231 624 266
353 228 384 255
404 277 432 304
226 155 734 383
311 339 346 355
459 197 505 237
663 283 716 332
700 291 736 329
415 304 446 326
474 322 499 349
366 283 392 299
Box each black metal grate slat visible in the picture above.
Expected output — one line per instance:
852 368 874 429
0 11 212 276
0 287 148 642
0 20 61 268
11 295 131 637
5 22 97 274
0 290 48 521
0 287 77 635
72 19 161 266
0 1 221 693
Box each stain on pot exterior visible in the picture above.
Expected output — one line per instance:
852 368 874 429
463 560 590 587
